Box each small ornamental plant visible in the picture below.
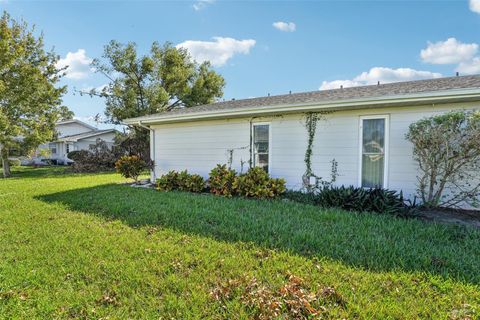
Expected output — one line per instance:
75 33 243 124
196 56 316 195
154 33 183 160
233 167 286 199
115 155 147 183
157 170 180 191
208 164 237 197
183 173 206 193
156 170 206 193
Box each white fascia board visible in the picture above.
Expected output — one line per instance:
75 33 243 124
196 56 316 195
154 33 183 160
59 129 117 142
123 88 480 126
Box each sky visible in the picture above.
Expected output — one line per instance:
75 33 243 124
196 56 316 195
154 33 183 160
2 0 480 128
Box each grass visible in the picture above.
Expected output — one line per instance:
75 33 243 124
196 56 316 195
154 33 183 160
0 167 479 318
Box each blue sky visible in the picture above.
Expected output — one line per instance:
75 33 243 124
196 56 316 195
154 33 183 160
2 0 480 128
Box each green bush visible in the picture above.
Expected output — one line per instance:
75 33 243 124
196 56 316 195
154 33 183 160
72 139 121 173
281 190 318 206
315 186 417 217
115 155 147 183
0 159 21 168
157 170 206 193
157 170 180 191
208 164 237 197
67 150 86 162
233 167 286 199
183 173 206 193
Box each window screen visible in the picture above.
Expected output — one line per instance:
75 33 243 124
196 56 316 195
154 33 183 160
253 124 269 172
361 118 386 188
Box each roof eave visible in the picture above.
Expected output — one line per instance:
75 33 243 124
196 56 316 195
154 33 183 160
57 119 98 131
58 129 117 142
123 88 480 126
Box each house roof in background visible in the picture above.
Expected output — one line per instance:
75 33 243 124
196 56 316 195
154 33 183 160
58 129 117 142
124 74 480 125
57 119 98 131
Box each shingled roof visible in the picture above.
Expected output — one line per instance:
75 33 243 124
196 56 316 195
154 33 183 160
125 75 480 124
58 129 117 142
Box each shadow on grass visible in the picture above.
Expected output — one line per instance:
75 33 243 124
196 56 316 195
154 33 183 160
10 166 116 179
37 183 480 285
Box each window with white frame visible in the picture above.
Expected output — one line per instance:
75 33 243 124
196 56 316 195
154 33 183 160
252 123 270 173
359 116 389 188
49 143 57 155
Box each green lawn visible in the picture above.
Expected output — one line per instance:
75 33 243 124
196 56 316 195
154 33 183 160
0 167 479 319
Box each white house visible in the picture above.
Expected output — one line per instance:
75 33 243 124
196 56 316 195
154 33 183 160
33 119 118 165
124 75 480 202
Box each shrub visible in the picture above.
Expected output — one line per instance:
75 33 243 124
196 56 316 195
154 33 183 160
406 110 480 208
0 159 21 168
71 139 120 173
208 164 237 197
67 150 86 162
183 173 206 193
157 170 206 193
316 186 416 217
115 155 147 183
233 167 286 199
157 170 180 191
281 190 318 206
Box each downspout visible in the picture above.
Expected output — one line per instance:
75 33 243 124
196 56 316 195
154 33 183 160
136 121 156 182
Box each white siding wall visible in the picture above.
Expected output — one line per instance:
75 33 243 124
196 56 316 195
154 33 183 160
151 102 480 201
152 119 251 178
56 122 93 137
74 132 117 151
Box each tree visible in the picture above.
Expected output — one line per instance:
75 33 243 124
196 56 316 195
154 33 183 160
0 12 68 178
85 40 225 160
405 110 480 208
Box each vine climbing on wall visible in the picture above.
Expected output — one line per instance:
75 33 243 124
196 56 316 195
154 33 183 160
302 111 338 192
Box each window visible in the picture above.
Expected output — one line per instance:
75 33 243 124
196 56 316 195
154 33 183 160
66 144 70 154
49 143 57 155
252 123 270 173
359 116 389 188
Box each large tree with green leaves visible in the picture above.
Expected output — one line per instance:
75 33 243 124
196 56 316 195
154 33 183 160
87 40 225 160
0 12 70 177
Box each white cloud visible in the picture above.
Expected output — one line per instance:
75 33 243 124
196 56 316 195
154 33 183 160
56 49 93 80
319 67 442 90
319 79 363 90
193 0 214 11
470 0 480 13
272 21 296 32
176 37 256 67
456 57 480 75
420 38 478 64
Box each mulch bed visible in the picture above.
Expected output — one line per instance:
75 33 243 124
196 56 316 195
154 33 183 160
418 208 480 229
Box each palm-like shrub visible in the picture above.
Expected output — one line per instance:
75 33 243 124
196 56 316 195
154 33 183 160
315 186 416 217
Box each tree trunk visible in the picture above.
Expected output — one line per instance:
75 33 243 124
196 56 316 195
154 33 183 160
1 148 11 178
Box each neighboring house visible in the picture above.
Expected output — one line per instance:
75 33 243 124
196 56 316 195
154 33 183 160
33 119 118 165
124 75 480 202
